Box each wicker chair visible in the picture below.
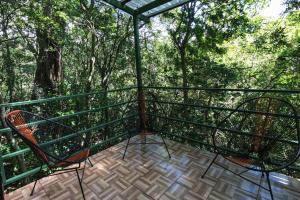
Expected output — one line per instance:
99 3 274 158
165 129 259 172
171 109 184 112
201 97 300 200
5 110 93 200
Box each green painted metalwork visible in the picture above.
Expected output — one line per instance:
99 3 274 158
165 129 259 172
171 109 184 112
0 151 5 186
144 86 300 173
0 87 137 188
104 0 194 19
136 0 172 14
121 0 132 5
133 15 146 129
0 87 136 108
145 99 300 119
2 148 30 161
145 86 300 93
1 85 300 189
4 131 128 185
148 113 298 145
163 131 300 172
0 100 136 135
2 114 137 160
102 0 149 21
145 0 192 18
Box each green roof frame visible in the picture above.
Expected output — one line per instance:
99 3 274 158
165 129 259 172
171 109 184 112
102 0 194 21
101 0 195 130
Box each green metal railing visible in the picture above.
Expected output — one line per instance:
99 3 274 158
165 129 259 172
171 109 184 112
144 86 300 173
1 86 300 194
0 87 138 189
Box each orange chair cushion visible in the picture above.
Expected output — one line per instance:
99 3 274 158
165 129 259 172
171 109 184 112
57 149 90 167
226 156 254 167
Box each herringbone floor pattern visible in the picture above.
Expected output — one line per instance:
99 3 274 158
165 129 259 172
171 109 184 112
5 135 300 200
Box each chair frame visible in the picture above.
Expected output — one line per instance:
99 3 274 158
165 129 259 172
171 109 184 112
123 93 172 160
122 127 171 160
5 110 93 200
201 97 300 200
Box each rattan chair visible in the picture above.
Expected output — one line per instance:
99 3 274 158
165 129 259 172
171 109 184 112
201 97 300 200
5 110 93 200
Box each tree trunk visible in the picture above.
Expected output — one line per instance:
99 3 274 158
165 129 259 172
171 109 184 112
34 30 63 94
85 32 96 94
2 23 15 102
180 49 188 103
101 75 110 140
84 32 96 141
33 1 63 97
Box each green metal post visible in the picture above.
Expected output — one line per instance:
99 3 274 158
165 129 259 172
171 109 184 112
0 152 5 200
133 15 146 130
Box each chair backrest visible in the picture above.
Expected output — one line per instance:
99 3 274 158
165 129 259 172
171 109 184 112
5 110 86 165
212 97 300 172
5 110 49 163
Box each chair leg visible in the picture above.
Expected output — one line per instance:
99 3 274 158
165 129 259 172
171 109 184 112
159 133 171 159
87 157 93 167
266 172 274 200
201 154 218 179
30 165 43 196
80 161 87 184
76 169 86 200
256 172 264 200
123 134 131 160
1 181 4 200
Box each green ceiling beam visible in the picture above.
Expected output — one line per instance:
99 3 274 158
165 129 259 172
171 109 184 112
121 0 132 5
136 0 172 15
146 0 192 18
102 0 149 22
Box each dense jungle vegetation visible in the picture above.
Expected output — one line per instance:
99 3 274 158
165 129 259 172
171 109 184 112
0 0 299 191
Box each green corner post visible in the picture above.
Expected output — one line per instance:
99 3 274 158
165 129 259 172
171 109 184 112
133 15 146 130
0 177 3 200
0 152 4 200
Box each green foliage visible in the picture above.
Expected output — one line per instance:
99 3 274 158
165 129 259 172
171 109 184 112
218 11 300 89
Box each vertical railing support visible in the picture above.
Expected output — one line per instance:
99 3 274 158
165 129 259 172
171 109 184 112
0 152 5 200
133 15 146 130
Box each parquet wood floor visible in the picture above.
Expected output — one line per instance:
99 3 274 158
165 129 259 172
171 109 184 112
5 135 300 200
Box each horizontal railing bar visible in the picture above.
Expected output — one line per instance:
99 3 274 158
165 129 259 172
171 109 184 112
148 113 215 128
4 164 47 185
0 154 5 186
148 113 298 145
0 87 136 108
90 133 127 149
2 114 137 160
144 86 300 93
4 132 128 185
160 131 219 149
161 131 263 160
0 100 137 134
2 148 30 160
146 99 300 119
40 114 137 147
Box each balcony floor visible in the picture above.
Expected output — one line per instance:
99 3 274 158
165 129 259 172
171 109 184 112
5 135 300 200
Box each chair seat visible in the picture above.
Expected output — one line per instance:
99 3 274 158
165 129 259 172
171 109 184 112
226 156 254 167
57 149 90 167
